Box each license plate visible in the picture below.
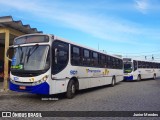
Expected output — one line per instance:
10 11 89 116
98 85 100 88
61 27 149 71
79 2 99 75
19 86 26 90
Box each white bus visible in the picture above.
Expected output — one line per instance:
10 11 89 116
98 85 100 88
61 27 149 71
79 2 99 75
8 34 123 98
123 58 160 81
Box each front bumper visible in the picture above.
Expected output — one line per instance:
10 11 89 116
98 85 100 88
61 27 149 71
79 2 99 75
124 76 133 81
9 81 50 95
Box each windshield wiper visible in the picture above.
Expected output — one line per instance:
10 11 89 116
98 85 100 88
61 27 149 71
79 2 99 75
26 44 39 63
18 45 24 64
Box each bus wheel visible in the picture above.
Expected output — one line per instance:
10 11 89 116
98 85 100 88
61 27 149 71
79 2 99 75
153 74 156 80
66 80 76 99
137 75 141 81
111 77 116 87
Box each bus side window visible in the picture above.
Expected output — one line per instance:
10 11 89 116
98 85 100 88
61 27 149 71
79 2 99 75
83 49 91 66
151 63 154 68
149 63 151 68
116 59 119 69
71 45 81 66
92 52 98 67
138 61 141 68
107 56 111 68
146 62 149 68
133 60 137 71
99 54 106 68
120 60 123 69
119 59 122 69
157 63 159 68
111 57 115 69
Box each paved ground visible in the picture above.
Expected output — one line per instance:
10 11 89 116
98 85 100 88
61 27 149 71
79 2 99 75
0 78 160 120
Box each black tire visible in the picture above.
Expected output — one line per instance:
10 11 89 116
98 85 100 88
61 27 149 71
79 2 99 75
153 74 156 80
111 77 116 87
66 80 76 99
137 75 141 81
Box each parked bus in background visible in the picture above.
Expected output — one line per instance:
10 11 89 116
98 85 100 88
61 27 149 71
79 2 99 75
123 58 160 81
7 34 123 98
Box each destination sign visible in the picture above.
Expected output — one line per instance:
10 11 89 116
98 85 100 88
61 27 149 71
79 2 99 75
123 58 132 62
14 35 49 45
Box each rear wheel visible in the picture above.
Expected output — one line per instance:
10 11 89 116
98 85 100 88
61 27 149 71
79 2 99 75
66 80 76 99
111 77 116 87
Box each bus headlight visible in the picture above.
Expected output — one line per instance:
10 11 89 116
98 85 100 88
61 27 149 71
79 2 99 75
42 75 49 81
34 75 49 85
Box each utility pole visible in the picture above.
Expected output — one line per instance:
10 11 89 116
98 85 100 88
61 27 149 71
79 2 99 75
152 54 154 60
145 56 147 60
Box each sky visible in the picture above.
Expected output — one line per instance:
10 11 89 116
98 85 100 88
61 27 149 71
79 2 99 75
0 0 160 61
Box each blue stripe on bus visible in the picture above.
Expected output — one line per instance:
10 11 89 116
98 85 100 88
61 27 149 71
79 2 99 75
9 81 49 95
124 76 133 81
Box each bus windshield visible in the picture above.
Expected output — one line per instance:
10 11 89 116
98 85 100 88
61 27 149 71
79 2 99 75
11 45 50 72
124 63 132 73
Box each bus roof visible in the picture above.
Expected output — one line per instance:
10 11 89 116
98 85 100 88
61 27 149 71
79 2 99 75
123 58 160 63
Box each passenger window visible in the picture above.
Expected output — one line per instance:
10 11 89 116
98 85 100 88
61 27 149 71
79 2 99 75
71 46 81 66
99 54 106 68
112 57 116 69
107 56 111 68
83 49 91 66
92 52 98 67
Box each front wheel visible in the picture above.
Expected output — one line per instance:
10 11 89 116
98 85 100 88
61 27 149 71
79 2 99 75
111 77 116 87
66 80 76 99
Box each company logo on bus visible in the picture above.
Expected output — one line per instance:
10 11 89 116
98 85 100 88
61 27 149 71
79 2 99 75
70 70 78 75
86 69 101 73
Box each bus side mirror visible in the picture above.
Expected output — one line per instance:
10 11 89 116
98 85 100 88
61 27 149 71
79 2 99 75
6 46 14 61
